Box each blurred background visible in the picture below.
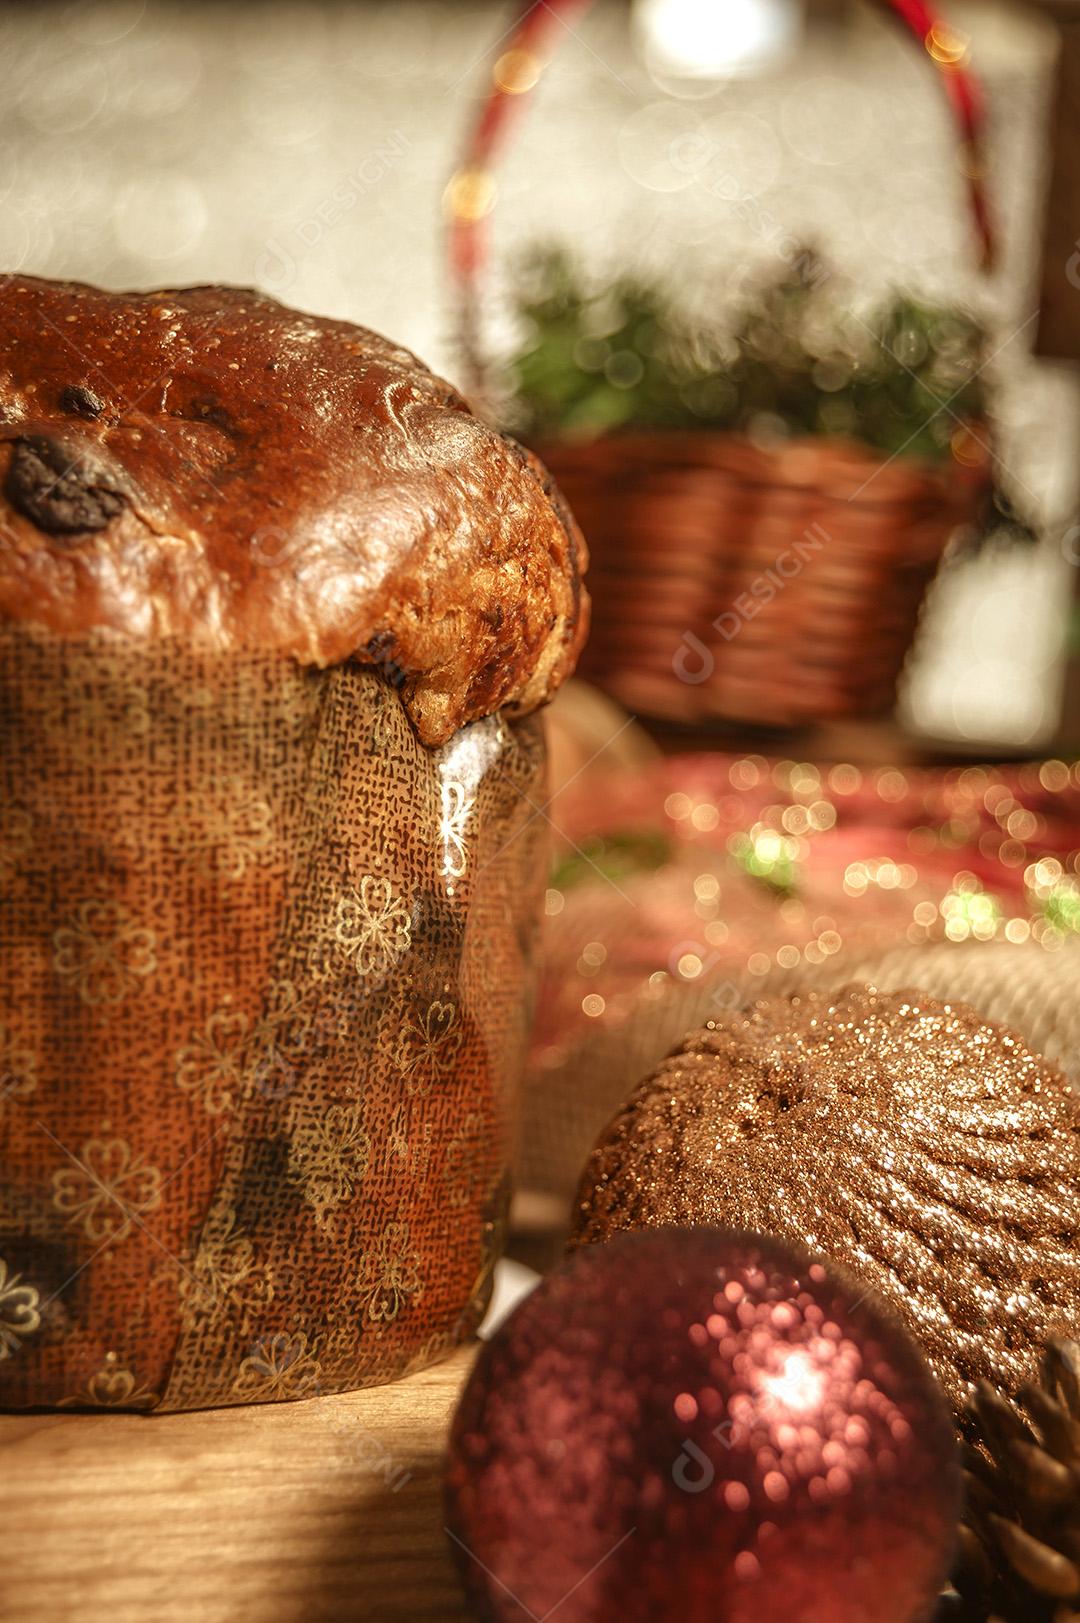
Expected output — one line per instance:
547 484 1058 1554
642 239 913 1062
0 0 1077 753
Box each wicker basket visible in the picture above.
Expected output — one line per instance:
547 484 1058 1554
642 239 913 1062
534 430 983 726
449 0 996 729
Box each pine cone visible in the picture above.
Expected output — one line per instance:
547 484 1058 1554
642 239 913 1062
948 1339 1080 1622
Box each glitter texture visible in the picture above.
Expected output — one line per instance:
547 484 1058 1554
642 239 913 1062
570 985 1080 1410
445 1228 959 1623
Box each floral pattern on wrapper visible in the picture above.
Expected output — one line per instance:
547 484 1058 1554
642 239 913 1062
0 630 547 1410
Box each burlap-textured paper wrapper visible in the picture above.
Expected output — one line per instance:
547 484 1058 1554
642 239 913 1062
0 627 546 1411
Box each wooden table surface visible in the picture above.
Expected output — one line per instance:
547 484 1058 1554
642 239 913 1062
0 1348 477 1623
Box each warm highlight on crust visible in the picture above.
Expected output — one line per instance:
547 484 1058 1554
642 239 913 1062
0 276 588 745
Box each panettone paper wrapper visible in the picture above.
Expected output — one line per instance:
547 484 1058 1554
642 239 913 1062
0 628 546 1410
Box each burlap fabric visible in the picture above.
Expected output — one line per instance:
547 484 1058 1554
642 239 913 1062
0 628 546 1410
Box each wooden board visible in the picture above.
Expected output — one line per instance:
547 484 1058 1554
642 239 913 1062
0 1347 476 1622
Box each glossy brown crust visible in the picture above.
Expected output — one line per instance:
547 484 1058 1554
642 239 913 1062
0 276 588 744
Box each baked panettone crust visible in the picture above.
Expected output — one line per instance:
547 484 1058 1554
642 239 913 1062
0 275 588 744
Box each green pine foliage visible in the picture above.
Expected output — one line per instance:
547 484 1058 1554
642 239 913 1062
505 245 990 464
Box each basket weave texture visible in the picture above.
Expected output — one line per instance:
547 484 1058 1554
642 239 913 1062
537 431 977 727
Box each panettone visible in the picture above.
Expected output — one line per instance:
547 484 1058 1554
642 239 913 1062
0 276 588 1410
0 276 587 743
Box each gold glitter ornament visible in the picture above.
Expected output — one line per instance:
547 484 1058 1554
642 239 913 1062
570 985 1080 1411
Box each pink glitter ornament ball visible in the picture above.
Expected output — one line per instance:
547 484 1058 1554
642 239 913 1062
445 1228 959 1622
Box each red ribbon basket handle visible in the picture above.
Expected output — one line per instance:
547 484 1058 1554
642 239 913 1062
447 0 996 401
